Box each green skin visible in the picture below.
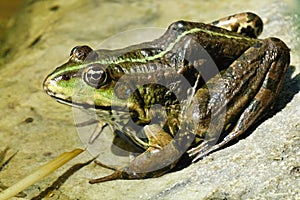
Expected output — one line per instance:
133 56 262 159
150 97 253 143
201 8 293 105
43 12 290 183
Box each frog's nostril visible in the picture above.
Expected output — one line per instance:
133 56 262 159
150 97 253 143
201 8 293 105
62 74 70 80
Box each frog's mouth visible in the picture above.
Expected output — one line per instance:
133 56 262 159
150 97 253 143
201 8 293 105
54 97 84 108
49 96 105 110
52 95 129 117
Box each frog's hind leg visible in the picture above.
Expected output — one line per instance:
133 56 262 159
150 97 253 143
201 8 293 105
190 37 290 162
89 124 183 183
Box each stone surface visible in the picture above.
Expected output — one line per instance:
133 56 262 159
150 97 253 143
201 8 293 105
0 0 299 199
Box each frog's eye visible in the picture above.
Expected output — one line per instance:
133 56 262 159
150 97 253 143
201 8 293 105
83 64 107 88
70 45 93 62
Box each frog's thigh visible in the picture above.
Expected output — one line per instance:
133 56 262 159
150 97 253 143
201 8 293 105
197 83 274 160
223 38 290 143
191 90 273 161
192 38 290 161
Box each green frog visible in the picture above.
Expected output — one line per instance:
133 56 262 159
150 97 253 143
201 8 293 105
43 12 290 183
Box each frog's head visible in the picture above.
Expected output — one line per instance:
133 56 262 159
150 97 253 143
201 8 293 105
43 45 127 109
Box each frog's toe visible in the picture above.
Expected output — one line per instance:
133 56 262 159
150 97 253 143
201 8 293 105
89 170 123 184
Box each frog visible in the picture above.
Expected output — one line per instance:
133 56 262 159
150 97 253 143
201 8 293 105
43 12 290 183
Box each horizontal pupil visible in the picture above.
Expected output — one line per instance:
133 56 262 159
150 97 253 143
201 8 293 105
92 73 101 80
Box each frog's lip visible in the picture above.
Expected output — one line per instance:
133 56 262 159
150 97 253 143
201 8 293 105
55 97 83 108
50 96 91 109
52 96 113 111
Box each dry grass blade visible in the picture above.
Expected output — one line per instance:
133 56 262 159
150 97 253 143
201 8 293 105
0 148 84 200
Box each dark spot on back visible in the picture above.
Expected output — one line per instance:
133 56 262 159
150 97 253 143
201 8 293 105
231 24 239 32
246 13 256 22
254 19 263 35
240 26 256 38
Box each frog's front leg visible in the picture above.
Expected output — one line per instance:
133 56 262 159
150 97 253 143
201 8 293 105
89 124 182 183
190 37 290 162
